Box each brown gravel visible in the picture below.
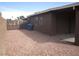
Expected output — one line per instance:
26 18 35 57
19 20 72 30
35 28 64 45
1 30 79 56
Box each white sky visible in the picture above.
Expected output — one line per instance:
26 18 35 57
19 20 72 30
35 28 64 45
2 11 35 20
0 5 35 20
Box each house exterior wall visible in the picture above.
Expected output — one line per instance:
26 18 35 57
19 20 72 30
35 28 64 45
55 10 75 35
27 5 79 46
56 12 69 34
51 13 56 35
28 12 53 35
75 6 79 45
27 9 75 35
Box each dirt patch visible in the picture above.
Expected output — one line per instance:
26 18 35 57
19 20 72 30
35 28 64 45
1 30 79 56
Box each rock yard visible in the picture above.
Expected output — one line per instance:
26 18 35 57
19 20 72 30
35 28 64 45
0 30 79 56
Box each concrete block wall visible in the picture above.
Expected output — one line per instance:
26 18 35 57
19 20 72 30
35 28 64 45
7 20 23 30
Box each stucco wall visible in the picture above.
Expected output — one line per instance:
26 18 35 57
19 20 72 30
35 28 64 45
0 16 6 39
29 12 53 35
55 10 75 35
0 16 6 55
75 7 79 45
28 8 75 35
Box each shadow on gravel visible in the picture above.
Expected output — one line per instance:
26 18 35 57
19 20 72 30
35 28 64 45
20 29 75 45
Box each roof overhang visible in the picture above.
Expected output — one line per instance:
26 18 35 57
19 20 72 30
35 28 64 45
28 2 79 17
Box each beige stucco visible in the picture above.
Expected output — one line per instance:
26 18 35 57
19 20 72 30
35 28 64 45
0 16 6 39
0 15 6 55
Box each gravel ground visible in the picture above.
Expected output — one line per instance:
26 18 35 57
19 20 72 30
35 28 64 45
1 30 79 56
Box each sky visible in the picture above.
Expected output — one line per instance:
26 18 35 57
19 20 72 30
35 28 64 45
0 2 75 20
